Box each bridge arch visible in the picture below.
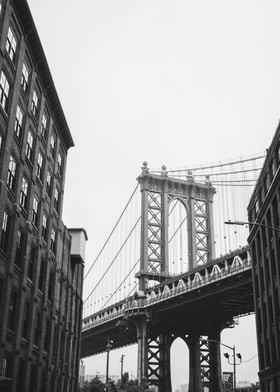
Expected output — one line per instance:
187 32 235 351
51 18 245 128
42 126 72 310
170 337 189 391
168 198 189 274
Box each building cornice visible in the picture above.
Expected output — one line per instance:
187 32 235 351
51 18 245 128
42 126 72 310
12 0 74 149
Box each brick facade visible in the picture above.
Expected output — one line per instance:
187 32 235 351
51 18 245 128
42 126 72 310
248 124 280 392
0 1 85 391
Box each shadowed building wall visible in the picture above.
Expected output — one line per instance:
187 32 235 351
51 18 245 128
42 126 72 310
0 1 86 391
248 124 280 392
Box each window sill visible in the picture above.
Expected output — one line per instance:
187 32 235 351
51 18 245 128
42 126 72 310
25 156 34 171
14 264 22 274
0 99 9 120
31 222 39 233
0 247 9 259
27 278 33 287
6 186 16 202
20 337 28 346
19 206 28 219
6 328 15 338
37 289 43 298
30 110 39 125
4 52 17 73
14 134 23 149
35 175 43 188
32 344 39 353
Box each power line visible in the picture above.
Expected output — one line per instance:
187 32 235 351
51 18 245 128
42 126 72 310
242 354 258 362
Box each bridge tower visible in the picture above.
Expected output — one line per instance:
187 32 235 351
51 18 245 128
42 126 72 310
135 163 223 392
137 162 216 289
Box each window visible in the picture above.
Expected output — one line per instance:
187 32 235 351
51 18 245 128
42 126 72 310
16 357 25 392
19 177 28 210
53 324 59 358
7 289 17 330
46 171 52 198
0 71 10 111
41 113 48 140
33 311 41 346
14 105 23 140
1 353 12 378
50 134 55 158
0 211 11 252
22 302 29 339
21 63 29 92
25 130 34 162
7 155 17 191
15 229 24 267
27 247 35 281
38 257 45 291
50 228 56 253
6 26 17 63
31 90 38 117
54 187 59 212
57 153 63 176
0 277 3 305
42 214 47 241
36 152 43 181
48 270 54 301
29 364 36 392
44 318 51 351
31 196 39 226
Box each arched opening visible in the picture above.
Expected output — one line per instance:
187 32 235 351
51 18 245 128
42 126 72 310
170 337 189 392
168 199 189 274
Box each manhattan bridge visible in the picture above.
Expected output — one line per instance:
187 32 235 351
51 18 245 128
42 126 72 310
81 154 265 392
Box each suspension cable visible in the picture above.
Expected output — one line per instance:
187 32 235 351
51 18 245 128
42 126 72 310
168 216 187 244
84 216 141 304
84 184 139 280
171 167 262 178
150 154 265 173
99 199 185 310
101 258 140 310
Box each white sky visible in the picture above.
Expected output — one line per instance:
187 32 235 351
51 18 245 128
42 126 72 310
27 0 280 388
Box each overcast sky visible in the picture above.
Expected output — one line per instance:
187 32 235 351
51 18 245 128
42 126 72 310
27 0 280 387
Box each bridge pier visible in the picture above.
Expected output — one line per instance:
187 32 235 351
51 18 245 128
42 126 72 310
135 317 148 382
186 329 223 392
134 316 173 392
134 315 224 392
208 330 223 392
187 335 203 392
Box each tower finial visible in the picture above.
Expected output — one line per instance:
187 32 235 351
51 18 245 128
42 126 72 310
141 161 149 174
161 165 168 177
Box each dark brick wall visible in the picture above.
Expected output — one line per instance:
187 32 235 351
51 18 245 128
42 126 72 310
248 125 280 392
0 1 83 392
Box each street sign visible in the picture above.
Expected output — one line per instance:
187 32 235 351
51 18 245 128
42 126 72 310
223 372 233 391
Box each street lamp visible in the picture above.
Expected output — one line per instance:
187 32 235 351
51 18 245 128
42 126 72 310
223 346 242 392
106 338 114 388
204 339 241 392
224 220 280 233
120 355 125 379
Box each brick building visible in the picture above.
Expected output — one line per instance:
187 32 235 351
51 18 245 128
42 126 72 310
248 124 280 391
0 1 86 391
